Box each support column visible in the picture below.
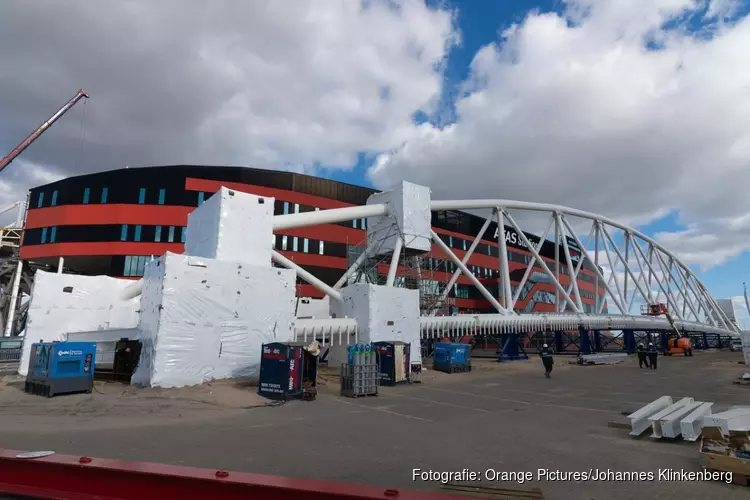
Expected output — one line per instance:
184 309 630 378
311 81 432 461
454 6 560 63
593 331 602 352
3 259 23 337
578 327 592 355
554 331 564 353
623 329 635 354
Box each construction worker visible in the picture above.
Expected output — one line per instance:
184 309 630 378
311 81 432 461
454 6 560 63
636 343 649 369
539 343 554 378
646 342 658 370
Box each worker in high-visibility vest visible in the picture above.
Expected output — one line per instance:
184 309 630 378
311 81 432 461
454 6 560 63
539 344 554 378
646 342 658 370
636 343 650 369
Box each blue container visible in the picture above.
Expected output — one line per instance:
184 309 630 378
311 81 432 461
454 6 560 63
433 343 471 374
25 341 96 397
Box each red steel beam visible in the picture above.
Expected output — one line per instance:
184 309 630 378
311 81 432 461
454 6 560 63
0 449 473 500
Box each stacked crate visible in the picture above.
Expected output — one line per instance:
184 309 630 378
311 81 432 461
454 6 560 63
340 344 379 398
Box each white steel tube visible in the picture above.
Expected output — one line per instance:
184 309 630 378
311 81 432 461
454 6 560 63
334 242 375 290
601 226 652 307
4 259 23 337
274 204 387 231
511 215 555 306
272 250 343 302
554 213 560 312
121 279 144 300
560 216 627 314
496 209 512 310
430 230 508 314
504 213 580 312
57 256 64 274
432 215 492 314
558 213 584 312
385 237 403 287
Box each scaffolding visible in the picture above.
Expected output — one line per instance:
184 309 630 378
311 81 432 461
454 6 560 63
345 234 453 316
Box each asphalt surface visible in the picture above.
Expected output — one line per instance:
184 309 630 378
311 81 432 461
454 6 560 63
1 350 749 500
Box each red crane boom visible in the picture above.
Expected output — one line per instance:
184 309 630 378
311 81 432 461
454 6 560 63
0 89 89 174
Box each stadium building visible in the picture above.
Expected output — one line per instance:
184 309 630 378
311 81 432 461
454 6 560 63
20 165 606 315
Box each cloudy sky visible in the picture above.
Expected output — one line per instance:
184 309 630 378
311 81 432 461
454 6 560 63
1 0 749 302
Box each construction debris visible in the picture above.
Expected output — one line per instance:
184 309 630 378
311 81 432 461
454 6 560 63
700 424 750 486
576 353 628 365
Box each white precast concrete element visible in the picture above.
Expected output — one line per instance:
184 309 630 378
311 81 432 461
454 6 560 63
703 407 750 434
19 271 140 376
132 253 296 388
648 398 694 439
366 181 432 255
294 317 358 346
328 283 421 367
185 187 274 266
680 402 714 442
627 396 673 436
659 400 705 439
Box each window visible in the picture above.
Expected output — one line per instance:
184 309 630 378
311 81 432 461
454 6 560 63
155 226 162 242
448 236 453 247
138 188 146 204
51 190 58 206
283 202 289 215
181 227 187 244
134 225 142 242
158 189 166 205
83 187 90 204
41 227 48 244
303 238 309 253
294 203 299 214
50 227 57 243
198 192 205 206
120 225 128 241
319 240 324 255
315 207 320 211
101 187 108 204
37 192 44 208
361 218 366 229
281 235 288 251
168 226 175 243
124 255 149 277
462 239 467 251
271 235 276 249
353 219 358 229
292 236 298 252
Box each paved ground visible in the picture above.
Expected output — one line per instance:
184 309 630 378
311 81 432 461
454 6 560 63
1 350 749 499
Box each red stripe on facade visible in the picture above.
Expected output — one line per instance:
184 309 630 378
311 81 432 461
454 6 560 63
20 242 185 259
25 205 192 230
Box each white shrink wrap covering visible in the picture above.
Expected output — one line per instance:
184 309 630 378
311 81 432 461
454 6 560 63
185 186 274 266
19 271 140 376
366 181 432 255
329 283 421 367
131 252 296 388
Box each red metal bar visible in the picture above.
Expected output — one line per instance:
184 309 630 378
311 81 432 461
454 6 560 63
0 89 89 174
0 449 472 500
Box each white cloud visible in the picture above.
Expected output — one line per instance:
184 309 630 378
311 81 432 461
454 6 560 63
369 0 750 270
0 0 458 202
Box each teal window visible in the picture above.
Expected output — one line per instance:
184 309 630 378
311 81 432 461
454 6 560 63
101 187 108 203
319 241 324 255
134 225 142 242
120 225 128 241
281 235 288 251
181 227 187 244
37 193 44 208
155 226 162 242
138 188 146 204
51 190 58 206
283 202 289 214
353 219 358 229
50 227 57 243
83 187 90 204
292 237 298 252
303 238 309 253
198 192 205 206
158 189 166 205
41 228 48 244
124 255 149 277
168 226 175 243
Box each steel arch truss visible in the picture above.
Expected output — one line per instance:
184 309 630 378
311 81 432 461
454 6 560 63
268 195 740 340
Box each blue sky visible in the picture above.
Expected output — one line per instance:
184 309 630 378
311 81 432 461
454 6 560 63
325 0 750 302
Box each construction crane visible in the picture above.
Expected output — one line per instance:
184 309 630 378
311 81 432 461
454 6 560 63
641 302 693 356
0 89 89 174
